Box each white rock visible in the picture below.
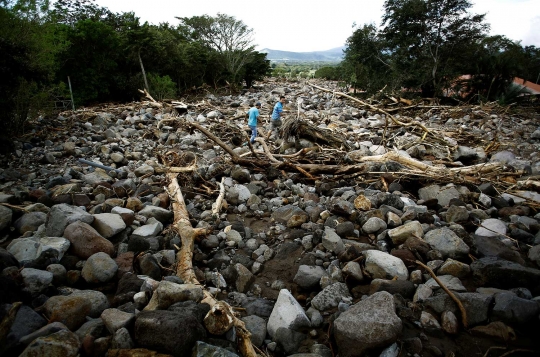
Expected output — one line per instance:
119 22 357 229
364 250 408 280
267 289 311 338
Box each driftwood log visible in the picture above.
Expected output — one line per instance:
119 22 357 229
166 172 259 357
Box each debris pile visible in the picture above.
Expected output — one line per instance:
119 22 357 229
1 78 540 357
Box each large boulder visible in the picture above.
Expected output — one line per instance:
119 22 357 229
334 291 402 357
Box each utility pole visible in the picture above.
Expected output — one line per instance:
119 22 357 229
67 76 75 111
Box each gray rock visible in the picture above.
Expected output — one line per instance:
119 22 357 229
445 205 469 223
21 268 53 295
419 184 461 206
362 217 387 234
370 279 416 299
192 341 239 357
342 261 364 282
475 218 507 237
387 221 423 245
441 311 459 334
491 292 540 324
471 257 540 294
322 227 345 254
0 205 13 231
7 237 70 266
267 289 311 338
91 213 126 238
14 212 47 234
135 310 206 356
413 284 433 302
241 315 266 347
424 227 470 259
45 203 94 237
334 291 402 357
144 281 203 310
272 205 309 228
423 292 492 326
529 245 540 267
134 164 154 177
137 206 174 223
81 252 118 283
453 146 478 161
473 234 525 264
438 258 470 278
19 330 80 357
364 250 408 280
19 322 69 346
111 327 134 349
235 263 255 293
131 221 163 239
274 327 306 355
5 304 47 349
425 275 466 292
311 282 351 311
293 265 329 290
490 151 515 164
420 311 441 329
101 308 135 333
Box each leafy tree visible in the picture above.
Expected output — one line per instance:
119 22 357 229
314 66 340 80
381 0 488 96
343 24 391 93
241 52 271 87
178 13 256 85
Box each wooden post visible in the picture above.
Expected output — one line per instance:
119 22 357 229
67 76 75 111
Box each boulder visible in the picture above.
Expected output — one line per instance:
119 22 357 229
334 291 402 357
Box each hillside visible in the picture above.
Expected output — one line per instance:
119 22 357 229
260 46 345 62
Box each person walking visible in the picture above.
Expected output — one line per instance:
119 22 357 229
271 96 286 129
246 102 261 145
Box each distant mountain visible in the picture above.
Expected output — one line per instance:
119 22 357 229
259 46 345 62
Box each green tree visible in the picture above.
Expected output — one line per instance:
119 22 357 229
241 51 271 88
382 0 488 96
178 13 256 85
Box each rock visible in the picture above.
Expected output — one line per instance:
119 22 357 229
19 322 69 346
45 203 94 237
63 221 114 259
311 282 351 311
334 291 402 357
424 228 469 259
438 258 470 278
471 257 540 294
322 227 345 254
111 327 134 349
387 221 423 245
425 275 466 292
92 213 126 238
241 315 266 347
274 327 306 355
423 292 492 326
354 195 371 211
0 205 13 231
5 304 47 350
445 205 469 223
21 268 53 296
235 263 255 293
362 217 387 234
293 265 328 290
81 252 118 283
267 289 311 338
19 330 80 357
342 261 364 282
441 311 459 334
272 205 309 227
420 311 441 329
134 164 154 177
475 218 507 237
135 310 206 357
144 281 203 310
192 341 239 357
137 206 173 224
529 245 540 267
14 212 47 234
413 284 433 302
491 292 540 325
370 279 416 299
364 250 408 280
101 308 136 333
418 184 461 206
7 237 70 266
473 234 525 264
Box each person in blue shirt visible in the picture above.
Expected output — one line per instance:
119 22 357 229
271 96 286 129
246 102 261 144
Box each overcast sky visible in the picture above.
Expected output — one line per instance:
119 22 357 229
93 0 540 52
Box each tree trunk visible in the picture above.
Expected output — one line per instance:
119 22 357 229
139 49 150 92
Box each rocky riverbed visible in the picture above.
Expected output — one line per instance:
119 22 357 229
1 79 540 357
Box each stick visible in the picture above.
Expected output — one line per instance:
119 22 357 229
416 260 468 328
309 83 430 138
167 173 257 357
212 177 226 216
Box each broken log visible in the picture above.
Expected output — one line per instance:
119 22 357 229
167 172 258 357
